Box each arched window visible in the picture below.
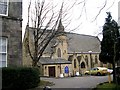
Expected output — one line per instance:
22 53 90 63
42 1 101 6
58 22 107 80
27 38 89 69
81 62 85 68
74 59 76 68
95 55 98 64
85 55 88 66
57 48 61 57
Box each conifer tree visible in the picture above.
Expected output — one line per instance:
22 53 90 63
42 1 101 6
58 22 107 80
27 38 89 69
99 12 120 83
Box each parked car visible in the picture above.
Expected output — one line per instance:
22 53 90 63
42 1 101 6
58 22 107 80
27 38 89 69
84 67 108 76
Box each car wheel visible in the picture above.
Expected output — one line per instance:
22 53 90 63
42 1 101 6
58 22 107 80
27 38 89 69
97 72 101 76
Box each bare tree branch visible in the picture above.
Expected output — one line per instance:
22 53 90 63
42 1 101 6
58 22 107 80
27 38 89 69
92 0 107 22
106 0 116 11
25 0 66 66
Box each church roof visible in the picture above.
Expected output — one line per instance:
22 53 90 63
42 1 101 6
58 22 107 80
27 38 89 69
66 33 101 53
43 32 101 54
24 27 101 54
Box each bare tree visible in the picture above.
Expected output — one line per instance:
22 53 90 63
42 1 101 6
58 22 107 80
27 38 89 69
77 0 116 21
24 0 72 67
24 0 116 67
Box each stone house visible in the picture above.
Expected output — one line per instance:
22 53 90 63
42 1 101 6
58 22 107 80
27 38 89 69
23 20 105 77
118 1 120 66
0 0 22 67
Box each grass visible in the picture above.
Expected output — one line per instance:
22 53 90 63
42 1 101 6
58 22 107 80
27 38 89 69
28 80 54 90
39 80 55 87
94 82 120 90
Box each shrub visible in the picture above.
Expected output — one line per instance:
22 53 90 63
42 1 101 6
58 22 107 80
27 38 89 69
116 66 120 85
2 67 40 89
117 76 120 85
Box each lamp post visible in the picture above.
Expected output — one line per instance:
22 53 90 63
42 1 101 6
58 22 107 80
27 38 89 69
88 51 93 68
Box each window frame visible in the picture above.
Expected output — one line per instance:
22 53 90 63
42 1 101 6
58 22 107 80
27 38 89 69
0 37 8 67
0 0 9 16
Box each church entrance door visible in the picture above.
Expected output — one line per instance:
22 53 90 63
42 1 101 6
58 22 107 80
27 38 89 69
49 66 55 77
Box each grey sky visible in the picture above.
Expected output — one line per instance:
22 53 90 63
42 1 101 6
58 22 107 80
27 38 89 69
22 0 119 40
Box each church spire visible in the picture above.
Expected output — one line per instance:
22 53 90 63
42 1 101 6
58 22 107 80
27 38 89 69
57 3 64 32
57 19 64 32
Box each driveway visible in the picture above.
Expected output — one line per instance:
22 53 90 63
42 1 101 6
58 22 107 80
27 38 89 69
40 75 113 90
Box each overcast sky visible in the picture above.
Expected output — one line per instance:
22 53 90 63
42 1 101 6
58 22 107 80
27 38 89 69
22 0 120 40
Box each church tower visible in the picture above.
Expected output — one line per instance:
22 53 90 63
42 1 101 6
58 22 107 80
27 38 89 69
55 19 68 60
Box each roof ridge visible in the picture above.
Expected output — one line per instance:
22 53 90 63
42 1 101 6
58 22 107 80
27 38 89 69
26 26 98 38
66 32 98 38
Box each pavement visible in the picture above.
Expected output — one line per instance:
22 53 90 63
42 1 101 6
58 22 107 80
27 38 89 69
29 75 113 90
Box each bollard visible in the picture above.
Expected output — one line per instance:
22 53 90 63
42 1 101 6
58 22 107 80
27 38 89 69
43 86 51 90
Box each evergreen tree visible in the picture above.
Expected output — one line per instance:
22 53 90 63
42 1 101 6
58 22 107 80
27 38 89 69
99 12 120 83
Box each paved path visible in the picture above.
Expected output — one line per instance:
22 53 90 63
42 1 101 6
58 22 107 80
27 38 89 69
40 75 113 90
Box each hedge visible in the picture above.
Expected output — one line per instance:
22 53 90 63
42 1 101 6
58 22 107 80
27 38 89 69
117 76 120 85
2 67 40 89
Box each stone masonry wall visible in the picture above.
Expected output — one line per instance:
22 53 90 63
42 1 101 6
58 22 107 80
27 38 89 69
0 1 22 67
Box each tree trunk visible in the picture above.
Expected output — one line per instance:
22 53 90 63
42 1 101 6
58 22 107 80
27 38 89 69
112 62 116 83
32 60 38 67
112 42 118 84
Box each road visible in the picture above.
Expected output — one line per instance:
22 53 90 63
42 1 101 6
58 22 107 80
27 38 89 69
41 75 113 90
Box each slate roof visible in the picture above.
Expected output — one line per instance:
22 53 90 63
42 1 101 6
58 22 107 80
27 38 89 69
39 57 72 65
66 33 101 53
25 27 101 54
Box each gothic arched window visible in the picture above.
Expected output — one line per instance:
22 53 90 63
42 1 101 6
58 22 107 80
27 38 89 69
57 48 61 57
81 62 85 68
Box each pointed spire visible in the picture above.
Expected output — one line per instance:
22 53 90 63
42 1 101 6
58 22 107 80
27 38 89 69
58 19 64 32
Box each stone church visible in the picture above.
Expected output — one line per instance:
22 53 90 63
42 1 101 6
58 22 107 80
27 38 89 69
23 20 104 77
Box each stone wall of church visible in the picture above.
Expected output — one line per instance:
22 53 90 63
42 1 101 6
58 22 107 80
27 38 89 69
22 30 33 66
42 64 72 77
68 53 101 75
52 35 68 60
